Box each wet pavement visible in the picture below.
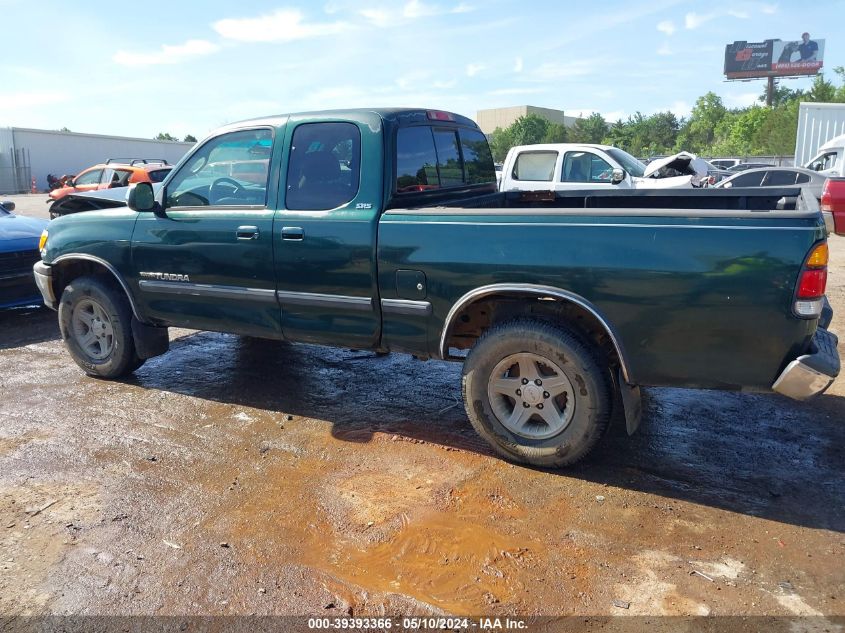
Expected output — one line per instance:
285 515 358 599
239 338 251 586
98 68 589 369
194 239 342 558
0 200 842 622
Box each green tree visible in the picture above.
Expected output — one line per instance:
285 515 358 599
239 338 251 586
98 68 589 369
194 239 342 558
757 83 804 107
509 114 551 145
183 134 197 143
806 73 837 102
675 92 727 153
488 126 515 163
569 113 608 144
155 132 178 141
541 122 568 144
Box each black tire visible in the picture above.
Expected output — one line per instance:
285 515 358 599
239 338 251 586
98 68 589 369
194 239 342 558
58 276 138 378
461 319 612 468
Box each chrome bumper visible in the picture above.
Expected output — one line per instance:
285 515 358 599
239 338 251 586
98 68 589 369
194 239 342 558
32 261 57 309
772 327 840 400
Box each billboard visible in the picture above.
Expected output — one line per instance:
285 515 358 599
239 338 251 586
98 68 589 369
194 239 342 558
724 35 824 79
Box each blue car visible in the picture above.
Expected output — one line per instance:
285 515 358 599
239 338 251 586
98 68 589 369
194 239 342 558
0 200 49 309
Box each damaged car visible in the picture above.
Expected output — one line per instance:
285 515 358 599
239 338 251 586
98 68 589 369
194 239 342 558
499 144 719 192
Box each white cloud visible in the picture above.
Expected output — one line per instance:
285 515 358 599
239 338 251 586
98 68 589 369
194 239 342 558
656 20 675 36
668 100 691 117
684 12 716 29
513 56 523 72
0 91 70 108
487 87 548 96
213 9 348 42
360 1 475 26
359 8 392 27
113 39 219 67
725 92 759 108
727 9 750 19
466 63 485 77
657 43 672 56
761 3 778 14
527 60 599 81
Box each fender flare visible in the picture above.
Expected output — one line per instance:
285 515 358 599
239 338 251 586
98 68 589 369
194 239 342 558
439 283 634 384
51 253 143 321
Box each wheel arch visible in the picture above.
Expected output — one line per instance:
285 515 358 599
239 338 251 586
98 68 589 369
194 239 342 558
51 254 143 321
439 283 634 384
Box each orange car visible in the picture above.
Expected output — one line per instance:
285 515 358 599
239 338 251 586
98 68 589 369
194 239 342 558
48 159 172 203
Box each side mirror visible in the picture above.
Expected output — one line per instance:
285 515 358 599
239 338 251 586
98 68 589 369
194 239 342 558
1 200 14 211
611 168 626 185
127 182 157 212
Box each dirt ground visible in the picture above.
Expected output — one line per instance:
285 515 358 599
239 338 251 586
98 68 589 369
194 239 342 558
1 194 843 624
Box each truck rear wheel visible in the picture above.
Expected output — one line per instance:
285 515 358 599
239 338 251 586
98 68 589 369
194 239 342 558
58 276 138 378
461 319 611 468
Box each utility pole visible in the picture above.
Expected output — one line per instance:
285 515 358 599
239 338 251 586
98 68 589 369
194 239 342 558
766 76 776 106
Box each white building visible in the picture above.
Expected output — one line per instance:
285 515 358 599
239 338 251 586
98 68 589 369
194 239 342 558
0 127 194 194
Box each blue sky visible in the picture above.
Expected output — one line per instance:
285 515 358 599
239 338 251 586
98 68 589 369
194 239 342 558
1 0 842 139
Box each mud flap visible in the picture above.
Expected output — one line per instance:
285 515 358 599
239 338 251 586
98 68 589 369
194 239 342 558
131 317 169 360
618 368 642 436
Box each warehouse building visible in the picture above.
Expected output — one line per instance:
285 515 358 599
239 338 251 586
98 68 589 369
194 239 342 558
475 106 580 135
0 127 193 194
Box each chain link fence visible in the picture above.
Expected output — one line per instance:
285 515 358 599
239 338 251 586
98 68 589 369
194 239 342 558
0 165 33 194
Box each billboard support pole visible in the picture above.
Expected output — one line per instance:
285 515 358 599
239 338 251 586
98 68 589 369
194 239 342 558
766 76 775 106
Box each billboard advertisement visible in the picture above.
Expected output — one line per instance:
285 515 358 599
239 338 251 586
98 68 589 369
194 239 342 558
724 35 824 79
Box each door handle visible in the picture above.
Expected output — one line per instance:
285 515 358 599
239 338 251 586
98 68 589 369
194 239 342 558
281 226 304 241
236 225 259 240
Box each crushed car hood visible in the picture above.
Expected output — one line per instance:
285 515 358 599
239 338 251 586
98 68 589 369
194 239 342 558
50 183 163 215
643 152 707 178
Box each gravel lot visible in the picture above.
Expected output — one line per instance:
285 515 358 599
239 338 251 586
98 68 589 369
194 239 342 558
1 194 843 623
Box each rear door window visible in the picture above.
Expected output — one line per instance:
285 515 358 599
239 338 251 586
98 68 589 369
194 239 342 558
762 170 798 186
285 122 361 210
727 172 766 187
512 151 557 181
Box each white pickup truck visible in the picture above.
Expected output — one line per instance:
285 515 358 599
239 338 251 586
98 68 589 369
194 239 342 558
805 133 844 177
499 143 702 192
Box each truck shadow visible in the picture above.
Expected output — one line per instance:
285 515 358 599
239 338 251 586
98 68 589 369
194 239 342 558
131 331 845 533
0 305 60 350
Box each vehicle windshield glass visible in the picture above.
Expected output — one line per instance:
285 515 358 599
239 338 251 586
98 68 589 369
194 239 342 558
606 148 645 177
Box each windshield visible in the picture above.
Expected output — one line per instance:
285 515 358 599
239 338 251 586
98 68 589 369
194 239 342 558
605 148 646 177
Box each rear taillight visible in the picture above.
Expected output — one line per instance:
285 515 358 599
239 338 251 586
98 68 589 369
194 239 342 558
794 242 829 318
821 178 845 236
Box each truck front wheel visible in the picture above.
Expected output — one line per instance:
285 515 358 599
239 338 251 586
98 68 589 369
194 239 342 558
58 276 139 378
461 319 611 468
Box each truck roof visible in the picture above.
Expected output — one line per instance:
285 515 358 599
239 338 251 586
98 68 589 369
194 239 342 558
508 143 619 152
215 108 479 133
819 133 845 152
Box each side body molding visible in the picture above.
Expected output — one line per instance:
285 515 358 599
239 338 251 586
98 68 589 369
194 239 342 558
439 283 634 384
51 253 144 321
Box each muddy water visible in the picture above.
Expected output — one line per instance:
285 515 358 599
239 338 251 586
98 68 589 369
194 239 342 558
0 237 843 618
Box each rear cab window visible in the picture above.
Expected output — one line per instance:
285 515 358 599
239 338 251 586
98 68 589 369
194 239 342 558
395 124 495 194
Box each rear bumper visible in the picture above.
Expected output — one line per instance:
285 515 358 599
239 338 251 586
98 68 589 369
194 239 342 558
32 261 57 310
772 327 840 400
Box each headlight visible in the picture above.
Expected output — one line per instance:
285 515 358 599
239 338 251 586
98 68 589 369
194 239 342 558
39 229 48 251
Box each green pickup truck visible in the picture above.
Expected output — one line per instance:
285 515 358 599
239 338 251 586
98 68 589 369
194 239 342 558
33 108 840 467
